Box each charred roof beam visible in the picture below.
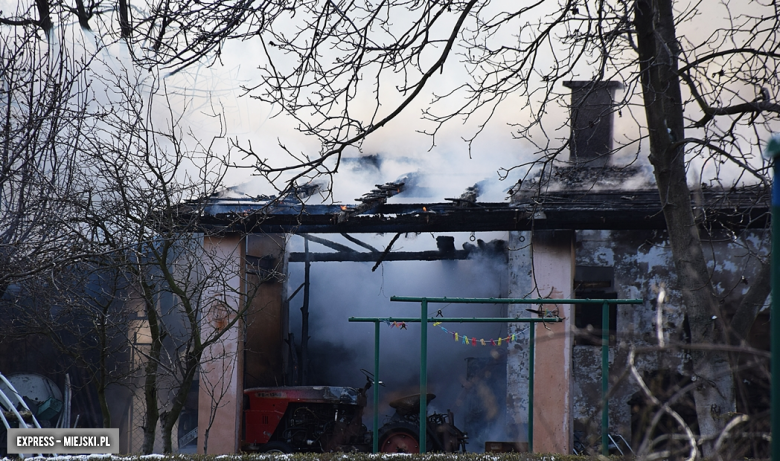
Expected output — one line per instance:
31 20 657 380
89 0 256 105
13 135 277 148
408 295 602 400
187 189 768 234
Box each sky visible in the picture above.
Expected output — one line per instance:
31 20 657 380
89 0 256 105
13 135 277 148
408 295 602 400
150 0 773 202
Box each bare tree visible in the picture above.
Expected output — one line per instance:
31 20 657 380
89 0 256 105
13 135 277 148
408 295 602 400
2 11 275 452
0 14 143 432
0 14 98 298
0 261 135 428
4 0 778 456
0 0 129 38
113 0 779 456
77 63 281 453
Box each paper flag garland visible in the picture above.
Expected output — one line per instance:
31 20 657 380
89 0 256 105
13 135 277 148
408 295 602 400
386 320 526 347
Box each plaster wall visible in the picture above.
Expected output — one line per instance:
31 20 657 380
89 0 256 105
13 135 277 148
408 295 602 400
506 230 574 453
571 229 768 447
244 234 288 388
196 233 288 454
506 231 533 442
198 233 244 454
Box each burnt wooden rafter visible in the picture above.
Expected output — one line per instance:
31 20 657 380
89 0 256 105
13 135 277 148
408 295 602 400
288 250 471 262
185 188 769 235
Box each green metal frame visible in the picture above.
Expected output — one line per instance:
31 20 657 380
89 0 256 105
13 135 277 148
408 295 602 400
764 136 780 461
350 315 560 453
349 295 642 454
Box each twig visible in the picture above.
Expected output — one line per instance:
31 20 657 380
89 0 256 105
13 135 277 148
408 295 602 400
372 233 402 272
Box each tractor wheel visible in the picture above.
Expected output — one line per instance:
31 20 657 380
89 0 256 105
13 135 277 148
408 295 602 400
259 441 294 453
378 425 420 453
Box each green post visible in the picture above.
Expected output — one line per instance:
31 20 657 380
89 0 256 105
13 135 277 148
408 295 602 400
528 323 535 453
764 135 780 461
602 301 609 456
373 320 380 453
420 299 428 453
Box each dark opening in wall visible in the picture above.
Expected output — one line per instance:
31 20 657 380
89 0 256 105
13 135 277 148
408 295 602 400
574 292 617 346
574 266 616 346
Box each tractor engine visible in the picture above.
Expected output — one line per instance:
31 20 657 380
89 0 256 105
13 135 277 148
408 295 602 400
282 401 367 451
243 386 371 453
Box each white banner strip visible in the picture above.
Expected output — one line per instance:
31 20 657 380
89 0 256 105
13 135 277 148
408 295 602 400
8 428 120 454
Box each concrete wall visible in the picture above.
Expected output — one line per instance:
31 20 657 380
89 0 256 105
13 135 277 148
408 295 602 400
196 233 287 454
507 230 574 453
571 229 768 448
198 233 245 454
244 234 288 389
506 231 533 443
508 225 768 453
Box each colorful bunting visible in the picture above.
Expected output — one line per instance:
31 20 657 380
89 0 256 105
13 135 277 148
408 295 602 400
384 319 527 348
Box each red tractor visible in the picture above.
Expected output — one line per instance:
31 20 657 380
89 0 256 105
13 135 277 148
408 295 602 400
242 371 467 453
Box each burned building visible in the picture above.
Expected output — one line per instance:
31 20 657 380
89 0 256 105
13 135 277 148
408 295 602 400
181 82 769 457
1 80 768 457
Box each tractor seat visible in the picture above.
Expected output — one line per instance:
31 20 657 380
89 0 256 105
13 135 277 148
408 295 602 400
388 393 436 417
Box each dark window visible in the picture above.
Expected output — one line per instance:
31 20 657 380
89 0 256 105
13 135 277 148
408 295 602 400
574 291 617 346
574 292 616 346
574 266 616 346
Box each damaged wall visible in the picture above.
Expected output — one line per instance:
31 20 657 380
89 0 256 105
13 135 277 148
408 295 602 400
506 230 575 453
571 228 768 449
507 226 768 453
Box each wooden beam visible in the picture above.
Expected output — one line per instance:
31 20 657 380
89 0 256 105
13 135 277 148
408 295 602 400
288 250 472 262
341 233 379 252
186 189 769 234
299 233 357 252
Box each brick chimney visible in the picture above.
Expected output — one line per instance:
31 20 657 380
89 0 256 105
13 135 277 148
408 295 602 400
562 81 623 167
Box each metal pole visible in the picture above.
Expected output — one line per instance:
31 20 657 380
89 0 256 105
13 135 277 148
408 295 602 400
774 185 780 461
390 296 642 305
350 317 563 323
419 299 428 453
772 145 780 461
764 136 780 461
528 323 535 453
300 236 310 385
373 320 380 453
348 313 566 453
602 301 609 456
361 296 641 454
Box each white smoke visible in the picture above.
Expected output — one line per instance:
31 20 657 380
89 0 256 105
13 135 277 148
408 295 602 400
286 232 514 452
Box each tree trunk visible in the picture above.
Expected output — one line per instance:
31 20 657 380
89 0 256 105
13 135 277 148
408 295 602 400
74 0 91 31
97 382 111 428
141 294 162 454
160 352 201 453
98 314 111 428
33 0 52 36
729 261 770 343
634 0 734 455
118 0 131 39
